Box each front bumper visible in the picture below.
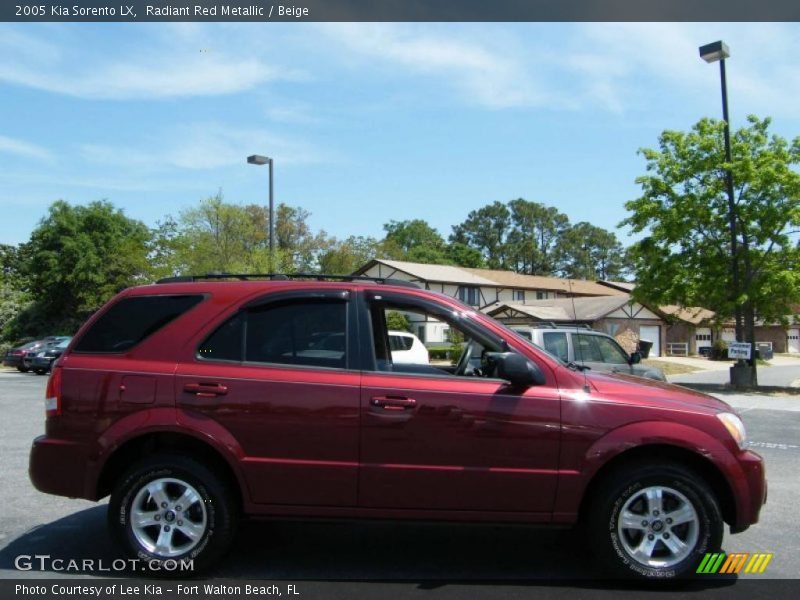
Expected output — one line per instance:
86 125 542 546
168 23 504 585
29 435 92 499
31 356 54 369
730 449 767 533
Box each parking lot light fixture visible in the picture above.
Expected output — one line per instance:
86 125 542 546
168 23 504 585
247 154 274 270
699 40 754 385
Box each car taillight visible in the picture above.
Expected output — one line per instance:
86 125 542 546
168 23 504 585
45 366 62 417
13 350 24 356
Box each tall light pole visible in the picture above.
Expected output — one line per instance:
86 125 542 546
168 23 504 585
247 154 274 271
700 40 752 384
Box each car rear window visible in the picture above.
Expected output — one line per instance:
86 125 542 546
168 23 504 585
73 295 204 353
388 334 414 351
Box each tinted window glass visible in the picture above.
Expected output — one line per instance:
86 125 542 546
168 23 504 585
74 295 203 353
593 335 630 364
246 301 347 369
542 332 569 361
388 334 414 351
573 334 605 362
198 313 244 361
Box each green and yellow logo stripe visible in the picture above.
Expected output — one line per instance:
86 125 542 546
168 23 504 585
697 552 773 574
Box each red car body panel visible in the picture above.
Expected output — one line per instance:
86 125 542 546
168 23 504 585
29 281 766 532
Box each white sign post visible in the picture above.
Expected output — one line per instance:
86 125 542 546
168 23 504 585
728 342 752 360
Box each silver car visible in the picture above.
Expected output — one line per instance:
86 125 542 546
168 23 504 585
510 325 666 381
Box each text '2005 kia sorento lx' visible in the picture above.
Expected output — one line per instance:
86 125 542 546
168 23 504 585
29 275 766 579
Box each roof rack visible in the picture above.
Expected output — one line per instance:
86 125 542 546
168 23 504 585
516 322 593 330
155 272 420 289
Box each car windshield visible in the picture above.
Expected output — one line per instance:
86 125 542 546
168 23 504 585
56 339 71 349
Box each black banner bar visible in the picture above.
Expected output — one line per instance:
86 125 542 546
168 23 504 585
2 0 800 23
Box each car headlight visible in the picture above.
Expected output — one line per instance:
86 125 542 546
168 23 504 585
717 412 747 449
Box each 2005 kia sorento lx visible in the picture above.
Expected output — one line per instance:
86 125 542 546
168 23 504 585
29 274 766 579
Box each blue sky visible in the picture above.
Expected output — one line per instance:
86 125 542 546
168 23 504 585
1 22 799 247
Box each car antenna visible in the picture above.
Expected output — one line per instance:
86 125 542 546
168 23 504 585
568 279 591 394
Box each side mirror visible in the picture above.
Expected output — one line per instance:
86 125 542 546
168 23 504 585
629 351 642 365
488 352 545 388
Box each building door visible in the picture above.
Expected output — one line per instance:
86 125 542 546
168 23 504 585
695 327 712 353
639 325 661 357
789 329 800 353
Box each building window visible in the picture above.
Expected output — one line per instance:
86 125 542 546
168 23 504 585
536 291 546 300
513 290 525 302
458 286 480 306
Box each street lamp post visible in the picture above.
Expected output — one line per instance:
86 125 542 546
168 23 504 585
247 154 274 271
700 41 753 385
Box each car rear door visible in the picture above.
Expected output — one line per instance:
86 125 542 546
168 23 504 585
174 288 361 507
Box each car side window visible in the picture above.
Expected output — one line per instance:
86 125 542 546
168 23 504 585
367 297 500 378
542 332 569 362
573 334 605 362
246 300 347 369
593 335 630 365
198 299 348 369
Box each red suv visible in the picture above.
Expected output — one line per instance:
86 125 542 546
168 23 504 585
29 275 766 579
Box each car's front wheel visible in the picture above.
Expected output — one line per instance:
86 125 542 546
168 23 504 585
108 454 237 575
589 461 723 579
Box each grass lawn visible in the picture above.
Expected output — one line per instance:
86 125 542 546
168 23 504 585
641 359 703 376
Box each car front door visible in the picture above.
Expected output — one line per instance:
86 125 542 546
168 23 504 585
175 288 361 507
357 290 561 516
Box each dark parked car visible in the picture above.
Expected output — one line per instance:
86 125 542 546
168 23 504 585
3 340 38 371
21 337 70 372
31 338 72 375
30 275 765 579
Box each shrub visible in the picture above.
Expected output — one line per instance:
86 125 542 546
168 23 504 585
709 339 729 361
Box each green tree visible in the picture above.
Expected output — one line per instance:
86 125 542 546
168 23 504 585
506 198 570 275
386 311 411 332
170 192 272 274
556 222 628 280
444 242 485 268
623 116 800 383
450 201 512 269
382 219 448 262
275 203 332 272
16 200 151 335
318 236 380 274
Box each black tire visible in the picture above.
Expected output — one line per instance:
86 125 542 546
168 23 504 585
108 454 238 576
33 369 47 375
17 366 29 373
588 461 723 580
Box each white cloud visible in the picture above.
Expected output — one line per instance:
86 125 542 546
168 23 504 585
317 24 564 109
78 123 327 172
0 25 298 100
0 134 52 160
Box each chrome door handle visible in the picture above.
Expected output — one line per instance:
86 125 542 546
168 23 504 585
184 382 228 398
370 396 416 411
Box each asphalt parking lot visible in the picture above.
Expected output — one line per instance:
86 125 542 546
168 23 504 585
1 369 798 591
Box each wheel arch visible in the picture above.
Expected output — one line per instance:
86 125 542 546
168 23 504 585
96 430 245 512
577 443 736 527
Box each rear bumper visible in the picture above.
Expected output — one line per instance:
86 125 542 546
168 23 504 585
3 356 23 367
29 435 92 499
731 449 767 533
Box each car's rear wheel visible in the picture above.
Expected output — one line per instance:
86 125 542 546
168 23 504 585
17 365 29 373
108 454 237 576
588 462 723 579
